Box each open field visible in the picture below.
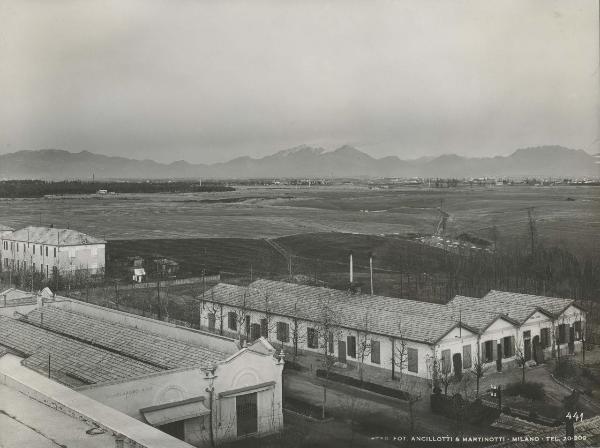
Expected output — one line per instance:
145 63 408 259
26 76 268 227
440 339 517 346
1 184 598 256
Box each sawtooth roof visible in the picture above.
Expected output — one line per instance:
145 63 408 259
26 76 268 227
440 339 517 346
447 295 547 325
3 226 106 246
21 306 230 371
483 290 577 317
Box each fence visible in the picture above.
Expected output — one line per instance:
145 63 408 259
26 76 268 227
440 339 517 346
117 275 221 291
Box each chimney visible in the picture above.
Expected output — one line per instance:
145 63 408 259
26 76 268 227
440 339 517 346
349 251 354 284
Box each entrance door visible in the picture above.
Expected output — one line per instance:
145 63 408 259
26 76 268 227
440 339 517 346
236 392 258 436
338 340 346 363
533 336 543 363
452 353 462 379
496 342 503 372
524 339 532 362
250 323 261 341
158 421 185 441
568 327 575 354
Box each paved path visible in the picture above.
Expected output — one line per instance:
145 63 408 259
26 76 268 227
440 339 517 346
284 370 511 443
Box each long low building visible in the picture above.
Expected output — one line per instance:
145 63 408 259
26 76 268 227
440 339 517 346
201 279 586 381
0 291 284 446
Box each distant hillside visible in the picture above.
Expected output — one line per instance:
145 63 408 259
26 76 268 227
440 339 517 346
0 145 596 180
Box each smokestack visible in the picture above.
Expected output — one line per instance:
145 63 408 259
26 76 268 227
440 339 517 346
349 251 354 284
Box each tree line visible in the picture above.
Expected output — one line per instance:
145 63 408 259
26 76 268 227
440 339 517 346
0 180 234 197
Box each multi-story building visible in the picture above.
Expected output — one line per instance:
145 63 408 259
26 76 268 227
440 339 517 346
0 225 13 273
1 226 105 277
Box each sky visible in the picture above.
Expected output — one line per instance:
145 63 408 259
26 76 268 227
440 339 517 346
0 0 598 164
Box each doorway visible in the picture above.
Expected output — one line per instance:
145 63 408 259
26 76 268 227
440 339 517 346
533 335 543 363
452 353 462 379
338 340 347 363
158 420 185 441
236 392 258 437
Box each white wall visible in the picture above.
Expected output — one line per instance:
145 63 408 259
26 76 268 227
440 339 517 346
80 345 283 447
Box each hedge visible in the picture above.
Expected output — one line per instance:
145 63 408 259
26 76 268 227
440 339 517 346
315 369 411 401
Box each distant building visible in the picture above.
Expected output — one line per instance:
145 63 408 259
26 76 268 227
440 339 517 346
153 257 180 277
0 225 13 273
202 280 585 381
0 292 284 446
1 226 106 277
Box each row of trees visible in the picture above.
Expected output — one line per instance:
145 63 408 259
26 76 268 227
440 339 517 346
0 180 233 197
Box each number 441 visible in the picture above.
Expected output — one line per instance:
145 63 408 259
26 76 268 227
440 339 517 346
566 412 583 422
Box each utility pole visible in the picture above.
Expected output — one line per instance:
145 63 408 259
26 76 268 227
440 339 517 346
369 252 374 295
527 207 537 257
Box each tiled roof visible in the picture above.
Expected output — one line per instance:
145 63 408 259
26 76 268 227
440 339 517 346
208 280 471 343
3 226 105 246
22 306 229 370
0 288 36 305
483 290 576 317
448 295 539 325
0 316 160 384
207 281 578 343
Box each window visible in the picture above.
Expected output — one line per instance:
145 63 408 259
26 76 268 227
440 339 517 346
371 340 380 364
45 246 48 257
407 347 418 373
483 341 494 363
503 336 514 358
276 322 289 342
16 244 18 253
307 328 319 349
558 324 567 344
33 245 35 255
540 327 550 348
328 332 334 354
208 313 216 331
54 247 57 257
347 335 356 358
441 349 451 373
228 312 237 331
260 318 268 338
462 345 472 369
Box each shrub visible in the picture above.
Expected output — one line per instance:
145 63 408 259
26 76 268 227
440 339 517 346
554 358 577 379
504 381 545 401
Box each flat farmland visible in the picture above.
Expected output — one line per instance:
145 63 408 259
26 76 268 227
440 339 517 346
0 184 597 256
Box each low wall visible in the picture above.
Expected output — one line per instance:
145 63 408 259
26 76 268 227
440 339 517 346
119 275 220 291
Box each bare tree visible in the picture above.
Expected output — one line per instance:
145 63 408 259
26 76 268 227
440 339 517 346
471 343 487 398
356 313 372 385
391 321 408 382
513 335 528 384
314 292 342 420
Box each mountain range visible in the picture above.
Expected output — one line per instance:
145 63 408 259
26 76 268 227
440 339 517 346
0 145 597 180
